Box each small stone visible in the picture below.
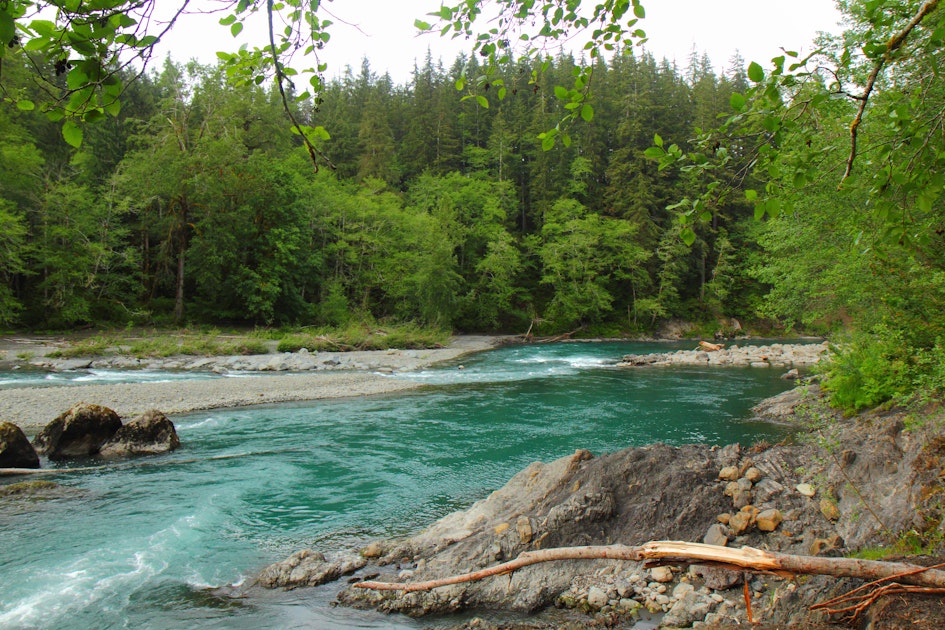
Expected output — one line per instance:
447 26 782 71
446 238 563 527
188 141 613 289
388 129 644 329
494 522 510 535
756 508 783 532
587 586 609 610
717 513 731 524
820 498 841 521
733 489 753 509
723 481 740 497
650 566 674 582
728 510 753 535
516 515 533 543
703 523 729 547
796 483 816 497
718 465 740 481
693 565 742 590
810 538 835 556
618 598 640 612
360 542 384 558
744 467 763 483
673 582 695 600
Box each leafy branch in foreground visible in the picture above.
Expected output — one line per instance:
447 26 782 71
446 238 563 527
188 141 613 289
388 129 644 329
647 0 945 248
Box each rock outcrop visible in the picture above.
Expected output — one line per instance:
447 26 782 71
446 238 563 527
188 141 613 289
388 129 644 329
254 385 945 628
31 402 122 460
98 409 180 458
0 421 40 468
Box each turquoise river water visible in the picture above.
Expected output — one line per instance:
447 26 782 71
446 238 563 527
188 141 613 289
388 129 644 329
0 341 800 629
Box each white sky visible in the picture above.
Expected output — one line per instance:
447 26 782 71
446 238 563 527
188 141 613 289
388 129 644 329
155 0 842 82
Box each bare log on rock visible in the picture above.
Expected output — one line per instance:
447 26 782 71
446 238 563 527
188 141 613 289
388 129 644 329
354 541 945 592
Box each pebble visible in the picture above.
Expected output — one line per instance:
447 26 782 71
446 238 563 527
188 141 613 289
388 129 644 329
796 483 816 497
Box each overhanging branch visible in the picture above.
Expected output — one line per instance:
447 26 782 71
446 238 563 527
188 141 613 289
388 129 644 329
842 0 941 183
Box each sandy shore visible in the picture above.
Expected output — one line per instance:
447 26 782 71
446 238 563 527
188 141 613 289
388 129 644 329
1 336 504 435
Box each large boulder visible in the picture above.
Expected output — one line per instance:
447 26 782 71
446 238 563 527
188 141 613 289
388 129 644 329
0 421 40 469
99 409 180 458
32 403 122 460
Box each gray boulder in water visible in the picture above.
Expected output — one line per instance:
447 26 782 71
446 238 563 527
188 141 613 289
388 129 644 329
99 409 180 458
32 403 122 460
0 421 40 468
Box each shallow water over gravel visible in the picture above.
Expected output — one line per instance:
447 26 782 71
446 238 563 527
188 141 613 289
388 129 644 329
0 342 798 629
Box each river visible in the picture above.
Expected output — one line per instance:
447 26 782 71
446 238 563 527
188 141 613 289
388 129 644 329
0 341 799 629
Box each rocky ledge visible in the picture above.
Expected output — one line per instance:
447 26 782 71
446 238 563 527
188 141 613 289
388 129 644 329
253 384 945 628
618 341 828 369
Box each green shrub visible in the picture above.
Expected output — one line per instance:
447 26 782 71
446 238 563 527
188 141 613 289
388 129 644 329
821 326 945 414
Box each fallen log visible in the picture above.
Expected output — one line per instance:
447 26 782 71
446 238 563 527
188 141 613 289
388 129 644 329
354 541 945 592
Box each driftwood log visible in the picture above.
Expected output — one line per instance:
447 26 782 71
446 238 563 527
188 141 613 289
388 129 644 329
355 541 945 592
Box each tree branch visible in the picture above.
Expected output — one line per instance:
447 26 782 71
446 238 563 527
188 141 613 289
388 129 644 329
354 541 945 592
842 0 941 183
266 0 334 172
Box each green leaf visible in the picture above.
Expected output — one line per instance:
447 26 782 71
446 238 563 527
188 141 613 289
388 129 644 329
754 200 766 221
730 92 746 111
680 227 696 246
643 147 665 159
414 19 431 30
62 121 83 148
633 4 645 18
553 85 568 99
475 95 489 109
653 133 663 147
103 98 121 117
0 9 14 48
541 135 555 151
580 103 594 122
748 61 764 83
16 99 35 111
231 22 244 37
744 189 758 201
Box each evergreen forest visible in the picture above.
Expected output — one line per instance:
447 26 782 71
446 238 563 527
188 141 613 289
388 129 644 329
2 0 945 413
1 49 759 335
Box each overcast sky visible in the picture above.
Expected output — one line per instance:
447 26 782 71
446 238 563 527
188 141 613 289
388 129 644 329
155 0 842 82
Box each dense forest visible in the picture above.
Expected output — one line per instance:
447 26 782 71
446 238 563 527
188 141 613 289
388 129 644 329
2 0 944 412
0 47 761 334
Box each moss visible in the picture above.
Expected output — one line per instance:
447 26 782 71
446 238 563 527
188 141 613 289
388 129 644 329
0 480 60 497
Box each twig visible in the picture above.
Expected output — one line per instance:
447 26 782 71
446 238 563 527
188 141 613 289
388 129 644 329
842 0 940 183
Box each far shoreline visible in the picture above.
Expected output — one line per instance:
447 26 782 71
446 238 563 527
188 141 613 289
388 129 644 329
0 336 505 435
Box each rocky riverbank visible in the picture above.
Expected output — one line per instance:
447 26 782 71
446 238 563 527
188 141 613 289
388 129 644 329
618 341 829 369
253 385 945 628
0 336 505 434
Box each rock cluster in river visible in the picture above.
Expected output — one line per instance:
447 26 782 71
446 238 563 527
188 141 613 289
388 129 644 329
618 341 828 368
1 403 180 469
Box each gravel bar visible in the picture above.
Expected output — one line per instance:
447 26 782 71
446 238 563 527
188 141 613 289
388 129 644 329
1 338 503 435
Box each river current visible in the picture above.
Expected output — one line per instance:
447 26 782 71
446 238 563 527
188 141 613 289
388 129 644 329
0 341 799 629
